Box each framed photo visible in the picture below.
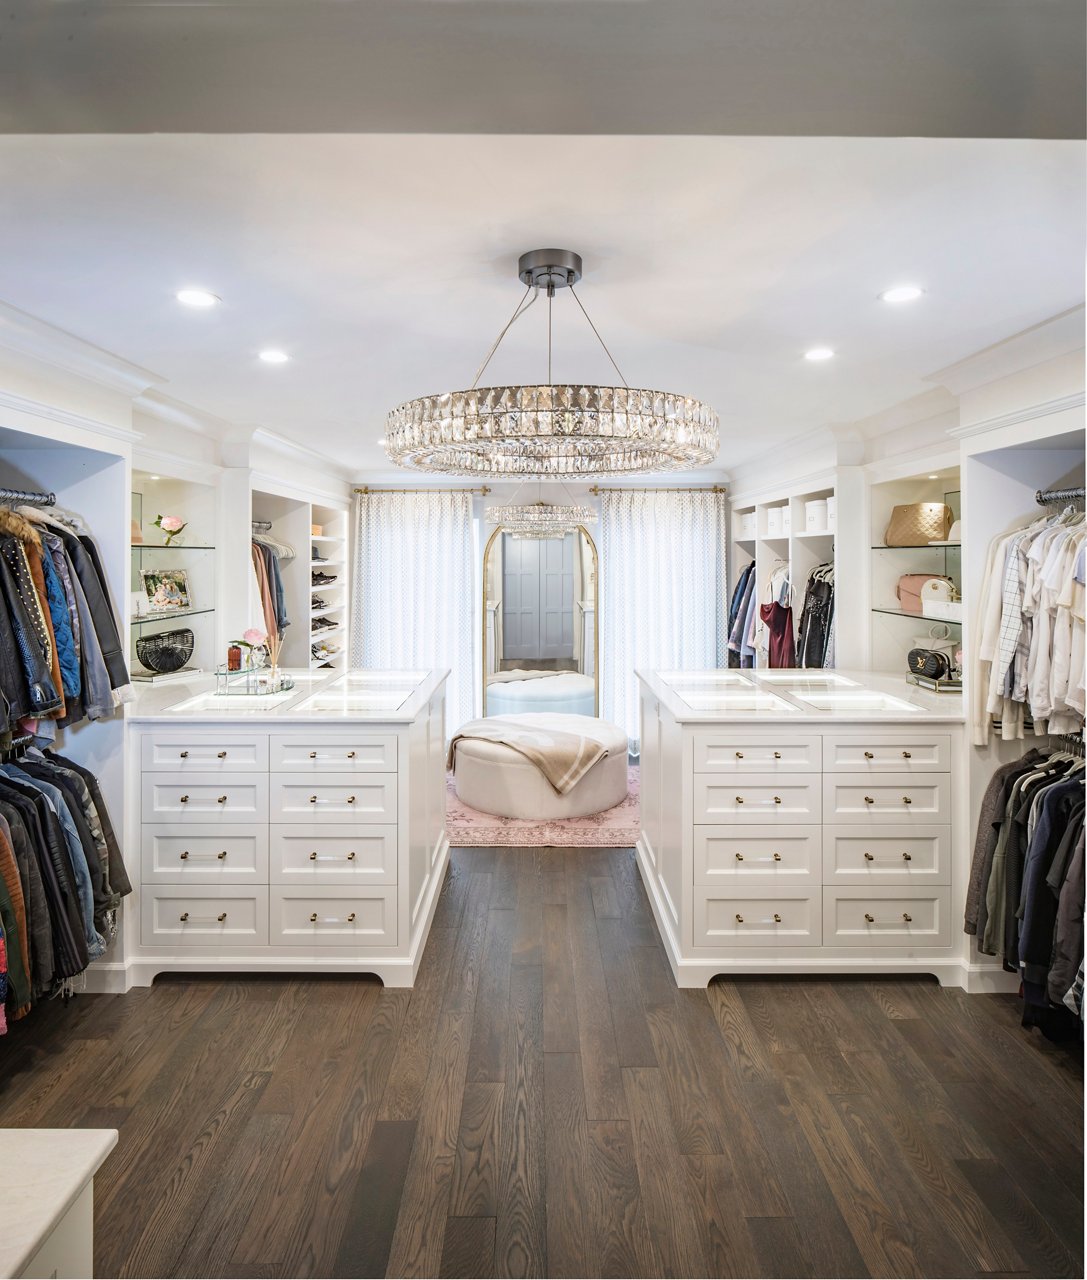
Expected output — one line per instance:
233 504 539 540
140 568 191 612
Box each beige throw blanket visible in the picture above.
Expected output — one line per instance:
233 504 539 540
447 717 607 794
487 668 564 685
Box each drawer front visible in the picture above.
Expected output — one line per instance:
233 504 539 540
823 774 950 824
822 733 951 773
269 888 397 947
822 887 951 948
141 825 268 884
694 825 820 887
693 890 820 948
141 733 268 773
694 774 821 824
693 732 821 773
270 825 397 885
271 773 397 824
270 733 397 773
823 825 950 886
142 773 269 824
141 886 269 948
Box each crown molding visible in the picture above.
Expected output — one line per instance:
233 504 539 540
250 468 350 509
133 389 233 438
0 388 141 447
132 444 224 484
252 427 355 483
947 390 1085 441
927 307 1085 397
0 299 165 397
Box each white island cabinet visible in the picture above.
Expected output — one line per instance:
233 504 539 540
126 668 449 987
636 669 1001 991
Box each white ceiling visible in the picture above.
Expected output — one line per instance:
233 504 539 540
0 133 1082 478
2 1 1083 138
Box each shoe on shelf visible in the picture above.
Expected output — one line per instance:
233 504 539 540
311 596 327 610
311 571 338 586
311 546 328 562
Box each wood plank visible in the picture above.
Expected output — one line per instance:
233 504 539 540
706 979 775 1083
442 870 495 1016
745 1216 815 1280
495 965 547 1277
511 853 544 968
467 908 517 1083
449 1082 504 1218
590 877 621 919
543 1052 590 1278
584 1121 662 1279
596 917 657 1068
440 1217 497 1280
332 1119 418 1280
542 903 580 1054
682 1151 762 1279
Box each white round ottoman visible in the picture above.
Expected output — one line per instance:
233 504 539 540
486 672 596 717
454 713 628 820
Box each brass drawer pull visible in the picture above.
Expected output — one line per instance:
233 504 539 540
179 794 190 803
902 750 912 759
217 795 228 804
864 796 874 805
902 796 912 805
902 912 913 922
864 751 875 760
734 852 744 861
773 913 782 923
773 751 782 760
179 750 189 758
309 751 318 759
180 912 227 923
864 913 875 923
179 851 228 861
902 852 912 862
735 751 744 759
735 913 744 923
773 796 782 805
308 851 358 862
310 795 318 804
863 851 874 861
217 751 228 759
735 796 744 805
347 751 357 760
346 795 356 804
310 912 358 924
773 852 782 862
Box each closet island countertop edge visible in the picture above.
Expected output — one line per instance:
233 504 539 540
0 1127 117 1278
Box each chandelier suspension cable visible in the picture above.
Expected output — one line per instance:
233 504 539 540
470 283 536 389
568 283 629 389
547 286 553 384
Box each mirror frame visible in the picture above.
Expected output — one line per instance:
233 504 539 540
482 523 599 718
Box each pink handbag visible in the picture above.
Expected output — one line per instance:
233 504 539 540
896 574 953 616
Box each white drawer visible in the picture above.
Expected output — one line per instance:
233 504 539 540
822 825 950 886
141 885 269 948
270 773 397 823
693 731 821 773
141 773 269 824
270 733 397 773
693 825 820 887
823 774 950 824
693 890 820 948
269 887 397 947
822 732 951 773
693 774 821 824
141 732 268 773
270 825 397 885
822 886 951 948
141 825 268 884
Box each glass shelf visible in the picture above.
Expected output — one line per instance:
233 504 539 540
871 543 960 550
871 607 962 624
131 543 216 553
131 607 215 627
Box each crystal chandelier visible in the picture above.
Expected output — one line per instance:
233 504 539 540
487 499 597 539
384 249 719 477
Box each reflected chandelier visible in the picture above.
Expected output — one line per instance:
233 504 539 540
384 249 719 477
487 496 597 539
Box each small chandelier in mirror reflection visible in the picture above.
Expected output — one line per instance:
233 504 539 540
486 500 597 539
384 249 719 477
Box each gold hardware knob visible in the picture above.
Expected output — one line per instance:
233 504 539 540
902 852 912 862
309 851 318 860
902 912 912 922
735 852 744 861
773 751 782 759
773 795 782 805
902 751 912 759
310 795 318 804
180 912 188 921
864 851 874 861
735 751 744 759
347 795 356 804
217 913 227 922
309 751 318 759
347 851 356 861
902 796 912 805
217 851 227 860
773 913 782 923
864 796 874 805
217 751 227 759
864 913 875 923
347 751 357 760
180 851 189 860
864 751 875 760
217 795 227 804
179 750 189 758
179 794 190 803
735 914 744 923
735 796 744 805
347 912 356 922
310 913 318 922
773 852 782 862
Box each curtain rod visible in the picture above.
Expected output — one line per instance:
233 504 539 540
588 484 727 495
354 485 492 495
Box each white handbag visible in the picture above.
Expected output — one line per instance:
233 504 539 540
921 579 963 621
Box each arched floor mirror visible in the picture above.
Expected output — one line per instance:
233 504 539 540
482 523 599 718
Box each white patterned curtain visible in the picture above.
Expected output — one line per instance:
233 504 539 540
350 490 475 734
601 489 727 748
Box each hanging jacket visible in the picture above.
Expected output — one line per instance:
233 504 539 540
74 533 130 691
46 750 130 898
0 804 52 996
0 535 61 717
36 541 80 700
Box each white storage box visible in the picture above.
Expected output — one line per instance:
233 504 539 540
782 506 792 534
739 512 756 539
826 496 837 531
805 499 828 532
765 506 783 536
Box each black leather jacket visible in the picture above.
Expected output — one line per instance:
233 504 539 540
0 534 61 718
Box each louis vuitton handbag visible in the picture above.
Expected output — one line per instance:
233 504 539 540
884 502 953 546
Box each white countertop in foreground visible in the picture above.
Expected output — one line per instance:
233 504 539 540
637 669 964 723
127 668 449 723
0 1128 116 1278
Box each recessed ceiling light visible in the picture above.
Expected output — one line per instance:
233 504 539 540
804 347 835 362
175 288 220 308
879 284 925 304
928 474 939 480
377 438 387 447
150 475 161 480
258 349 291 364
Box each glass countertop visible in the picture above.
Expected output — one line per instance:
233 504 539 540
750 671 859 687
789 691 921 713
676 690 800 713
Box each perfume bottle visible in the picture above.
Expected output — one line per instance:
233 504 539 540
227 644 242 672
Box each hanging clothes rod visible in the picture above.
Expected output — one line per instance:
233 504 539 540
588 484 727 495
1035 485 1085 506
354 485 491 495
0 486 56 506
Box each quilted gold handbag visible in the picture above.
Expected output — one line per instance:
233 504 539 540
884 502 953 546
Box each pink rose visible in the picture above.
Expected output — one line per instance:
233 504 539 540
160 515 184 532
242 628 266 646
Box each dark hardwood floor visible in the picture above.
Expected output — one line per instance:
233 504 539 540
0 845 1082 1279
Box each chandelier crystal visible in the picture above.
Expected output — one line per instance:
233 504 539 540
384 249 718 477
486 499 597 538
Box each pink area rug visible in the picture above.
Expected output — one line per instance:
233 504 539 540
446 766 640 848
